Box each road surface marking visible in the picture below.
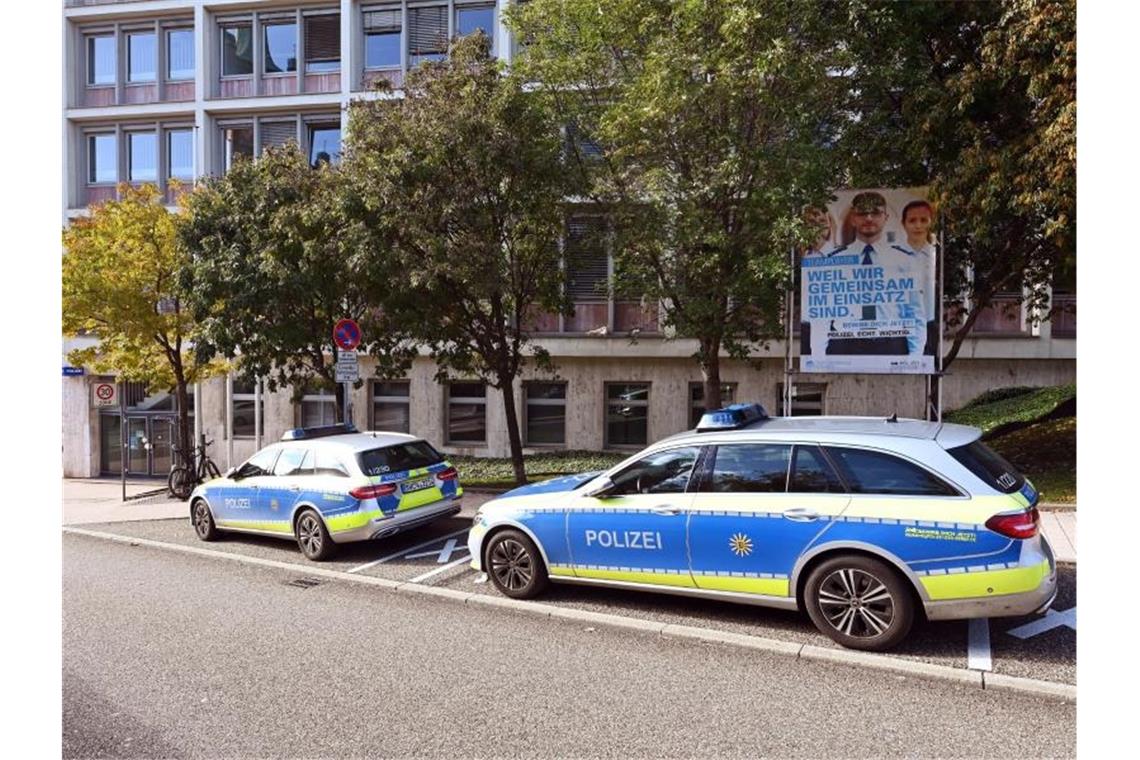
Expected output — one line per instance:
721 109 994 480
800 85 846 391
406 537 461 563
967 618 992 671
409 555 472 583
346 528 469 573
1007 607 1076 639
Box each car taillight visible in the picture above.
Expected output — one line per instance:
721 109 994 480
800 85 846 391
985 507 1039 540
436 466 459 481
350 483 398 500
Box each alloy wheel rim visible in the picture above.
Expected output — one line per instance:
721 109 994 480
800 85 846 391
818 568 895 638
299 516 321 555
193 503 209 536
490 539 533 591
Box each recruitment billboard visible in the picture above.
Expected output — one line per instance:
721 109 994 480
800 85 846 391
799 188 937 374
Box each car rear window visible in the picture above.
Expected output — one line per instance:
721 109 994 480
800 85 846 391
946 440 1025 494
358 441 444 477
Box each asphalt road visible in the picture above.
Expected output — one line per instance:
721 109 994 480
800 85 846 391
64 533 1075 758
76 513 1077 686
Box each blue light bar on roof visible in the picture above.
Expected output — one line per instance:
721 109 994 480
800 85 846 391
281 423 358 441
696 403 769 432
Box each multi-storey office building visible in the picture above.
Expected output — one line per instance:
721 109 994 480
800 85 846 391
61 0 1076 478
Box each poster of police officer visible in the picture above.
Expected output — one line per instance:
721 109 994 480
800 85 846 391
799 188 937 374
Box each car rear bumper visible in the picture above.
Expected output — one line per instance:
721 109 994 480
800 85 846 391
330 497 462 543
923 535 1058 621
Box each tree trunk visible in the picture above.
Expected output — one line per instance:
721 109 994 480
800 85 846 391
700 337 723 411
500 382 527 486
173 374 192 473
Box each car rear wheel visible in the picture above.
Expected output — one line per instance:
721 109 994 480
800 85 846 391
192 499 218 541
804 555 914 652
295 509 336 561
485 529 548 599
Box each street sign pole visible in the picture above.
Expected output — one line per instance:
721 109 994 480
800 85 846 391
119 380 126 502
333 319 362 428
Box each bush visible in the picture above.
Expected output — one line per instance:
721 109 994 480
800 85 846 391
959 386 1038 409
945 384 1075 435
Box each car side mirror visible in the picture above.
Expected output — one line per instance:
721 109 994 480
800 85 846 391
227 466 241 480
583 476 615 499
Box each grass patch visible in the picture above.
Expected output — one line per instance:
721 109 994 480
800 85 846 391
452 450 627 488
988 417 1076 503
945 383 1075 435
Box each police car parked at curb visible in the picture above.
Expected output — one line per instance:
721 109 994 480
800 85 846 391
468 404 1055 651
189 424 463 560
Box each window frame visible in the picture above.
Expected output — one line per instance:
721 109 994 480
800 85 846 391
370 379 411 434
86 32 116 87
363 4 403 71
126 29 158 83
604 381 650 449
262 19 299 76
688 382 738 429
126 130 158 183
303 10 342 73
87 132 118 185
523 381 567 447
299 386 339 428
446 381 488 446
231 377 265 440
165 26 195 81
220 22 254 78
454 2 497 57
166 127 195 182
306 122 342 166
407 3 449 66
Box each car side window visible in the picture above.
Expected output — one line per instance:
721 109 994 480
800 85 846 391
313 450 350 478
239 447 280 478
608 446 701 496
273 448 310 477
823 446 959 496
701 444 791 493
790 445 845 493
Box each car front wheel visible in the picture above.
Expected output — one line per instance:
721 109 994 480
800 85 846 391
485 529 548 599
192 499 218 541
804 555 915 651
295 509 336 561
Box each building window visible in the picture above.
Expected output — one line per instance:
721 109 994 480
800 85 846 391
565 216 609 301
223 126 254 169
364 8 401 69
264 21 298 74
260 120 298 153
87 34 115 86
371 381 410 433
305 13 341 72
88 134 117 184
408 5 448 65
525 382 566 446
447 382 487 444
232 378 264 438
167 28 195 80
308 124 341 166
167 129 194 181
689 383 738 428
456 4 496 56
128 132 157 183
606 383 649 447
301 386 338 428
127 31 156 82
221 24 253 76
777 382 826 416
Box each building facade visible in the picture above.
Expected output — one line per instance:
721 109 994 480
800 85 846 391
61 0 1076 477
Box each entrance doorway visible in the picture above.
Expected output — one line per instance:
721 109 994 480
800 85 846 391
100 415 180 477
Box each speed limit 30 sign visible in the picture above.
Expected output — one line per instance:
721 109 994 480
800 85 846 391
93 382 117 408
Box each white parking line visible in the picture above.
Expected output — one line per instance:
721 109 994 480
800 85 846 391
967 618 992 671
346 528 470 574
409 555 472 584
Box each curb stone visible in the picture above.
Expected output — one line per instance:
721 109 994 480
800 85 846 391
63 527 1075 703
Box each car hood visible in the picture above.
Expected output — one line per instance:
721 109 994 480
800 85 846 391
500 470 603 499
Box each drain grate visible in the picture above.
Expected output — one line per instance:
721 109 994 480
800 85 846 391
285 577 323 589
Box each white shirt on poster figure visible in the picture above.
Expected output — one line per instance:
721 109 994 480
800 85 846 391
824 192 928 353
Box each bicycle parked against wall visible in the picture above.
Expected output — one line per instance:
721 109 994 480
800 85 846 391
168 439 221 500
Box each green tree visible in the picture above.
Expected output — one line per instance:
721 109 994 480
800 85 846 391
178 145 406 420
63 183 216 464
511 0 848 409
345 33 574 484
840 0 1075 376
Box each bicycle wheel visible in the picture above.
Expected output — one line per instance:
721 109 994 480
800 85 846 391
168 467 194 500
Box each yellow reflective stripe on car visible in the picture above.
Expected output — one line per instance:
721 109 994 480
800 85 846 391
326 510 384 533
397 486 445 511
920 559 1050 600
690 575 789 596
572 567 696 587
215 519 292 533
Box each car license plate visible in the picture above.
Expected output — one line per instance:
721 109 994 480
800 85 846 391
401 478 434 494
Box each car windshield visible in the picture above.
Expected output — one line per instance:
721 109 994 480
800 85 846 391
946 440 1026 494
357 441 444 477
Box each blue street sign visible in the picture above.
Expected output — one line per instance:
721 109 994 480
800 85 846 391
63 367 84 377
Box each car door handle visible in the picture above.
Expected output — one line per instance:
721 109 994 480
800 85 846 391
652 506 681 516
782 507 820 522
289 486 301 492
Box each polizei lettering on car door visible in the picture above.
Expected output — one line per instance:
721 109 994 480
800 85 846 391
584 530 664 550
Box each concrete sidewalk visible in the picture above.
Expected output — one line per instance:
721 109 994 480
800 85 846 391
61 477 1077 562
63 478 187 525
